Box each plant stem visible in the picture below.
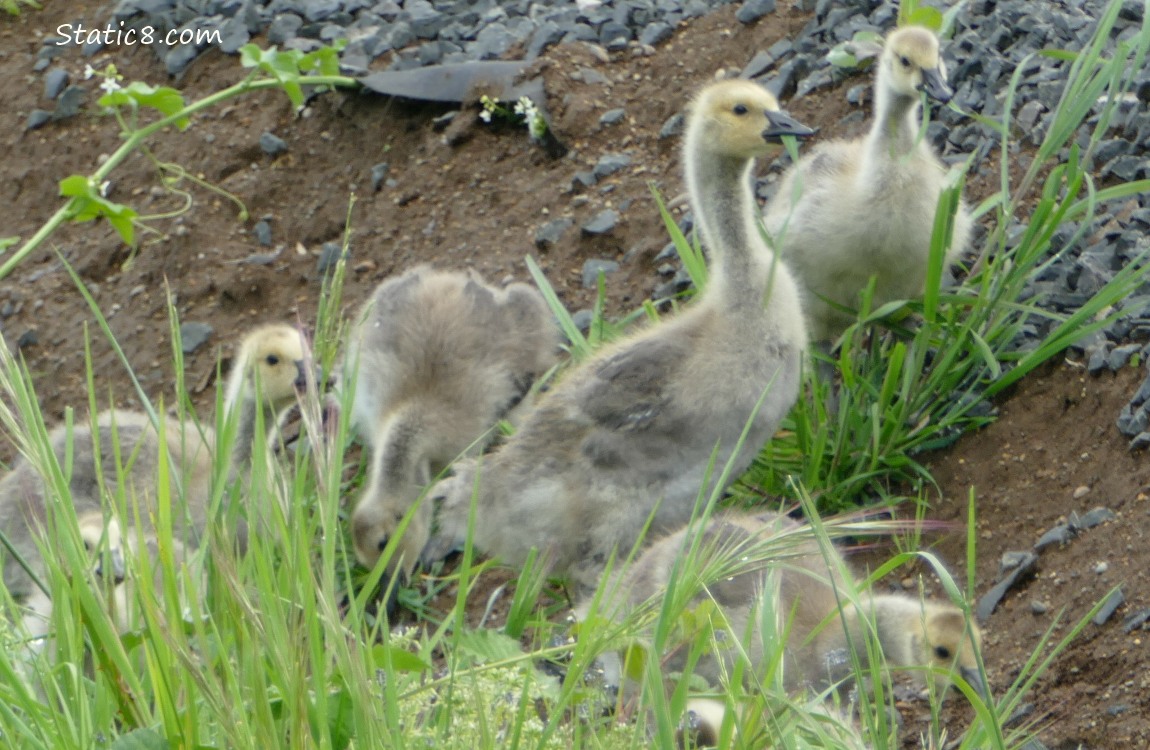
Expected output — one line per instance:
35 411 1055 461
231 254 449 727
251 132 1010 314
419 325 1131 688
0 73 357 281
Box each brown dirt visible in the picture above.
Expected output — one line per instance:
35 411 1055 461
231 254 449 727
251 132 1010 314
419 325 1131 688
1 1 1146 747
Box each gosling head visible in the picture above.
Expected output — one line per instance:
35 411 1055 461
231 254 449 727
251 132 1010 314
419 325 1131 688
77 512 125 585
687 79 814 160
906 600 987 699
227 324 311 413
882 26 953 104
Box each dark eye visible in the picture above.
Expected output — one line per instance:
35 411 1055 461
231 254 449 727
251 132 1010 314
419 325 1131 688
900 55 912 67
934 645 952 660
266 354 280 366
83 539 92 552
732 103 748 115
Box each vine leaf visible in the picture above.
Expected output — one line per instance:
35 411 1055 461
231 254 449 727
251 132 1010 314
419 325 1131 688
99 82 190 129
59 175 138 245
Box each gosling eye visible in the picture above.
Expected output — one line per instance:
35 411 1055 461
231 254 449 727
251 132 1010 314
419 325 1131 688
934 645 952 660
265 354 280 366
83 540 92 552
899 55 912 68
732 103 748 116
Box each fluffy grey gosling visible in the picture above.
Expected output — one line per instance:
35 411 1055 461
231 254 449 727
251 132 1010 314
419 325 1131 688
424 80 813 592
582 511 986 701
0 324 308 641
765 25 973 343
345 266 558 579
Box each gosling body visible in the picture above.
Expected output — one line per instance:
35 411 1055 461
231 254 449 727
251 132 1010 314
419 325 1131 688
427 80 812 591
765 26 972 342
345 266 559 576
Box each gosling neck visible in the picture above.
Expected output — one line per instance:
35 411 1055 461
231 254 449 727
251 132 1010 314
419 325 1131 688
868 71 924 159
685 150 773 306
371 407 432 500
842 595 921 668
228 392 279 470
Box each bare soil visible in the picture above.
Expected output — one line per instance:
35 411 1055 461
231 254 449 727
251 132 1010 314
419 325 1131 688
1 1 1146 747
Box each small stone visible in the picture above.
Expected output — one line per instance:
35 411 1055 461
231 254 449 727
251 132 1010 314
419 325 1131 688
1034 524 1074 552
976 552 1038 622
1077 507 1117 529
1131 431 1150 451
639 21 673 47
535 218 573 250
593 153 632 180
1108 704 1130 717
253 220 272 246
218 16 250 53
571 171 598 192
1093 588 1125 625
999 550 1032 575
1095 561 1109 574
599 108 626 126
52 85 86 120
581 209 620 237
1030 600 1049 615
43 68 69 100
17 330 38 349
370 163 390 192
316 241 347 275
166 45 202 77
27 109 53 130
736 0 776 24
179 322 213 354
259 132 288 156
268 13 303 44
1109 343 1141 370
659 113 685 139
1072 485 1090 499
582 258 620 288
1122 607 1150 633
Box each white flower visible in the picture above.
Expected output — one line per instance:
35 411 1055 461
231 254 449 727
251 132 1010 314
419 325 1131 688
99 77 121 95
99 181 111 198
478 109 492 123
83 64 96 80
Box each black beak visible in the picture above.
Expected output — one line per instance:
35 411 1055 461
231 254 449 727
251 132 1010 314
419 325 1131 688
960 666 990 701
293 359 320 393
762 109 815 142
920 66 953 104
95 548 126 585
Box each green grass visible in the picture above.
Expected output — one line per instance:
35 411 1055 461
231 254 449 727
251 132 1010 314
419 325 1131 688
0 1 1147 748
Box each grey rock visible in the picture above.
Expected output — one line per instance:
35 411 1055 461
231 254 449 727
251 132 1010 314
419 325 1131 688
976 551 1038 622
1108 704 1130 717
581 210 620 236
527 20 564 60
303 0 341 22
52 86 86 120
535 218 573 250
1110 343 1141 370
1122 607 1150 633
179 322 214 354
404 0 446 39
43 68 69 100
736 0 776 24
659 113 685 139
582 258 620 288
259 131 288 156
639 21 673 47
599 108 626 126
1087 342 1113 374
1030 600 1049 615
571 171 598 192
27 109 53 130
268 13 304 44
370 162 390 192
593 153 632 180
571 309 594 332
1093 587 1125 626
599 21 631 51
17 330 38 349
1074 507 1118 530
473 23 516 60
999 550 1032 576
1034 523 1074 552
218 16 250 53
253 220 273 246
166 44 202 76
1131 431 1150 451
316 241 347 275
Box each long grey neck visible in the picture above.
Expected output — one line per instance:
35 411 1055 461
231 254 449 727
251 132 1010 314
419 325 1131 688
371 407 431 499
867 69 922 159
229 394 277 470
686 151 771 306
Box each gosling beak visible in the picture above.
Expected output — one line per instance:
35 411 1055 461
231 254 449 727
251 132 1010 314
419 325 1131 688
960 666 990 701
293 359 320 393
762 109 815 142
95 548 126 585
920 67 953 104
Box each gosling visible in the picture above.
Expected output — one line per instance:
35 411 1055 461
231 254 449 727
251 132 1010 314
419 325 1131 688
765 25 973 343
424 80 813 592
581 511 986 700
344 266 558 578
0 324 308 638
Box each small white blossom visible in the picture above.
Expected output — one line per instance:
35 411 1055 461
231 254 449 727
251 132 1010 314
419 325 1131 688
83 64 96 80
478 109 492 123
99 78 122 95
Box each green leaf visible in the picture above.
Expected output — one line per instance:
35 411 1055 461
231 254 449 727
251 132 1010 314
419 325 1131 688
370 643 431 673
58 174 138 245
99 82 190 129
0 236 19 253
109 727 170 750
905 6 944 31
454 628 524 664
826 45 859 68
